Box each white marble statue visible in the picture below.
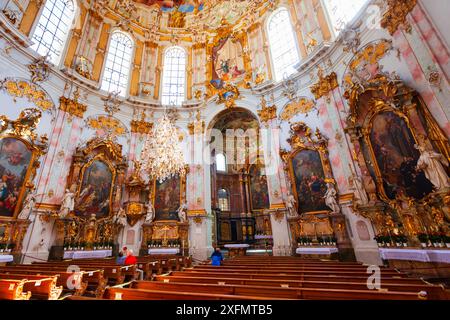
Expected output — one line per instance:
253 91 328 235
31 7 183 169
349 168 369 205
324 183 340 214
18 191 37 220
144 201 155 224
59 189 75 218
114 208 127 227
285 192 298 217
177 202 187 223
416 144 450 191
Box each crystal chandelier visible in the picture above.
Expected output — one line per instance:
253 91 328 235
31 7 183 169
140 112 186 182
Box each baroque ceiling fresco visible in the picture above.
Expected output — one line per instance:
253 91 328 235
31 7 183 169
134 0 276 29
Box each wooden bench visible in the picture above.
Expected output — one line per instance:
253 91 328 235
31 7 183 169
131 280 427 300
102 287 291 300
0 274 62 300
0 279 31 300
153 276 448 300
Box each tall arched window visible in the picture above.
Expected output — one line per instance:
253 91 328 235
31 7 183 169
161 47 186 106
267 8 301 82
218 189 230 212
216 153 226 172
101 31 134 97
323 0 369 35
31 0 75 65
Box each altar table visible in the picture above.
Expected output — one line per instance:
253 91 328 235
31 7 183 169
296 247 339 255
0 254 13 265
148 248 180 255
63 250 112 260
379 248 450 263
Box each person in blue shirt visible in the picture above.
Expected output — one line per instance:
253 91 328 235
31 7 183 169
211 248 223 266
116 251 126 265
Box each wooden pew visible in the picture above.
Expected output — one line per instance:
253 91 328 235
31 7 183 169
102 287 291 300
0 274 62 300
153 276 448 300
0 279 31 300
131 280 427 300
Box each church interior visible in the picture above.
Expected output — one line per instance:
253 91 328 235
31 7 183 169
0 0 449 302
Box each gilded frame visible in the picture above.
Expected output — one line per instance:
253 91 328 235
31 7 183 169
150 171 187 220
281 122 336 216
75 153 117 221
361 102 420 204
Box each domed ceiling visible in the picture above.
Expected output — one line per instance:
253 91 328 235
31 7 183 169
134 0 277 30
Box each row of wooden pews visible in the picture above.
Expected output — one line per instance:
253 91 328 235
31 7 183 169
0 255 192 300
67 256 450 300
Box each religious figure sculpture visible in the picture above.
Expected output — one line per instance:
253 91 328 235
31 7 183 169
324 183 340 214
18 191 37 220
348 166 369 205
144 201 155 224
114 208 127 228
285 192 298 217
59 189 75 219
177 202 187 223
415 144 450 191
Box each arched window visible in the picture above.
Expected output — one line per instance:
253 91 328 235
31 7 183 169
218 189 230 212
323 0 369 35
31 0 75 65
267 8 301 82
101 31 134 97
161 47 186 106
216 153 226 172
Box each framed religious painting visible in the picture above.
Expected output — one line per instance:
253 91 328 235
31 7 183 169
289 149 329 214
248 164 270 211
74 158 115 219
151 173 187 221
281 122 336 215
0 109 48 220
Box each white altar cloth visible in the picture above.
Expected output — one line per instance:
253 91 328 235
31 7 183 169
224 244 250 249
148 248 179 255
379 249 450 263
0 255 13 263
296 247 338 255
255 235 273 240
64 250 112 260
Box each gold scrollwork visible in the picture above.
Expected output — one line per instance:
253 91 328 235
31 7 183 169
1 79 54 111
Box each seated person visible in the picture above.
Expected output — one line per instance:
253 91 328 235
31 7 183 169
124 249 144 280
116 251 126 265
210 248 223 266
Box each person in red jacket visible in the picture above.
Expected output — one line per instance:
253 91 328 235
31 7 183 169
124 249 143 280
124 249 137 265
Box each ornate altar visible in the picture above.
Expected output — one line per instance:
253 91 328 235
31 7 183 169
343 72 450 246
49 138 127 259
141 171 189 255
141 220 189 256
280 122 355 260
0 108 48 261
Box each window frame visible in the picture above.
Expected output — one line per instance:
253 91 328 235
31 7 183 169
265 6 301 82
99 29 135 98
321 0 370 38
160 46 187 107
217 188 230 212
216 153 227 173
30 0 76 67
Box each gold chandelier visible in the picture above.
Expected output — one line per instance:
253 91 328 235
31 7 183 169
140 113 186 182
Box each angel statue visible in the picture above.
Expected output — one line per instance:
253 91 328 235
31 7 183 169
59 189 75 218
324 183 340 214
114 207 127 228
144 201 155 224
177 202 187 223
18 191 37 220
285 192 298 217
416 144 450 191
